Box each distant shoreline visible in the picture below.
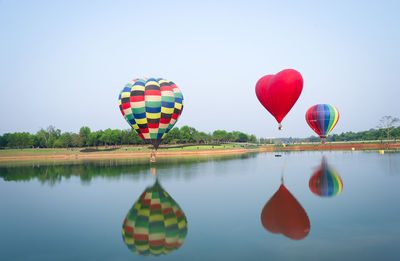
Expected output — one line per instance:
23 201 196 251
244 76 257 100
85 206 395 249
265 143 400 152
0 143 399 163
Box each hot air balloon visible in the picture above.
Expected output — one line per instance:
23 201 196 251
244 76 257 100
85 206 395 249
261 183 310 240
309 157 343 197
118 78 184 160
305 104 339 144
122 179 188 256
256 69 303 130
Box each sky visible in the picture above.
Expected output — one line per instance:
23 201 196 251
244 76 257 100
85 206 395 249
0 0 399 138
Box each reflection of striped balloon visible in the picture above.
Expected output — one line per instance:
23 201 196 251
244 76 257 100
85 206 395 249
118 78 184 149
305 104 339 139
122 180 188 256
309 157 343 197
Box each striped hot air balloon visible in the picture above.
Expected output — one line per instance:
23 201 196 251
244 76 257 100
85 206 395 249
305 104 339 144
122 180 188 256
309 157 343 197
118 78 184 150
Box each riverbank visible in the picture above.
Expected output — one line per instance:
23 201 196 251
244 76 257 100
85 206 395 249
0 147 251 162
0 143 399 162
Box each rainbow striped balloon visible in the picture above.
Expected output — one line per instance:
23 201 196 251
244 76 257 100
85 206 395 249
118 78 184 149
305 104 339 142
122 180 188 256
309 157 343 197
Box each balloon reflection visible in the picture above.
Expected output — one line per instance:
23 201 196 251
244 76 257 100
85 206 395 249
309 156 343 197
261 182 310 240
122 178 188 256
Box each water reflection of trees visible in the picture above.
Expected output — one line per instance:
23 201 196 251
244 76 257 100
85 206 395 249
0 153 257 185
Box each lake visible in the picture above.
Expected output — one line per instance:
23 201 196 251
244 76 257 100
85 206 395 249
1 151 399 261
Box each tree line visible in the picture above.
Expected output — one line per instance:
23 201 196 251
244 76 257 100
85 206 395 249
275 126 400 144
1 123 399 149
0 125 257 149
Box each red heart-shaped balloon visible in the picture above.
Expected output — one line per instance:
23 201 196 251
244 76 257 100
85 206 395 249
261 184 310 240
256 69 303 124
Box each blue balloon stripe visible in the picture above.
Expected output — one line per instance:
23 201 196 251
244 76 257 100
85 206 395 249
134 112 146 119
317 104 326 136
161 101 175 108
175 97 183 104
323 104 331 135
146 107 161 113
134 81 145 86
327 174 334 195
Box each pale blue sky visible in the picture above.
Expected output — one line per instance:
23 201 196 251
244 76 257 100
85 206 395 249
0 0 399 138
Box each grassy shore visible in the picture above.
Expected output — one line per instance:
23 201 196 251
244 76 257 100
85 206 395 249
0 142 399 162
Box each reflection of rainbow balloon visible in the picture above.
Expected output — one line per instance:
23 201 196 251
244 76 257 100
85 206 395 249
122 180 188 256
309 157 343 197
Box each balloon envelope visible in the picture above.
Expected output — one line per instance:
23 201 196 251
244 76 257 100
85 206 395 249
256 69 303 127
305 104 339 140
118 78 184 149
309 157 343 197
122 180 188 256
261 184 310 240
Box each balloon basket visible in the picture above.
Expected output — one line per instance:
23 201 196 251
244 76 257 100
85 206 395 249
321 138 326 145
278 123 282 130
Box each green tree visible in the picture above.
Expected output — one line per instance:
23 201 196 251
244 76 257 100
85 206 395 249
121 130 131 145
35 126 61 147
54 139 63 148
47 136 57 148
163 128 180 144
195 132 211 144
99 129 113 145
59 132 72 147
248 134 257 143
79 126 91 146
72 134 85 147
213 130 228 143
237 132 248 142
111 129 122 145
179 126 193 143
0 134 8 147
87 132 99 146
6 133 33 148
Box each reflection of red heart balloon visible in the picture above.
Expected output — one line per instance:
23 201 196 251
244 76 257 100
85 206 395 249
261 184 310 240
255 69 303 124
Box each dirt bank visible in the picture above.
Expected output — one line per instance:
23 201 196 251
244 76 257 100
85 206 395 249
0 148 251 162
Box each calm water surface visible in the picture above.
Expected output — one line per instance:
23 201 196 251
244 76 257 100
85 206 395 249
1 152 399 261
